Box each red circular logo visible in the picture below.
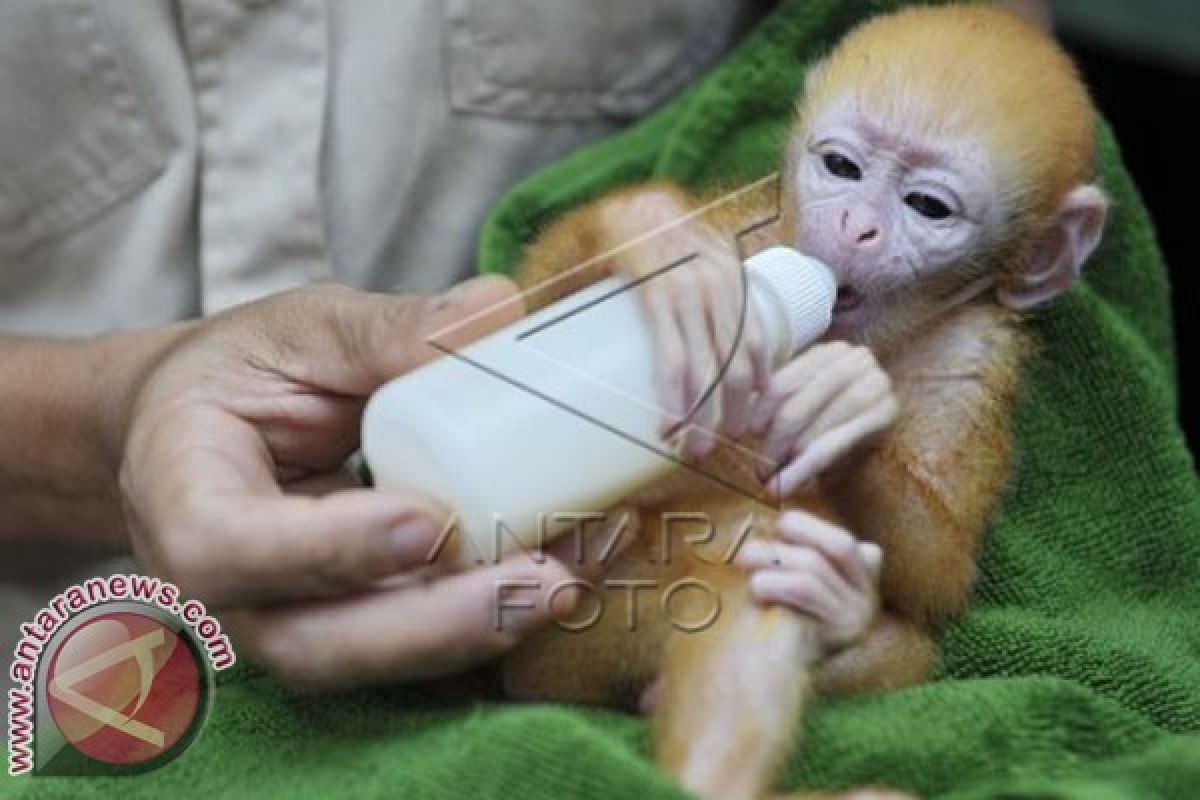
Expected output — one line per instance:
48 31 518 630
46 610 203 765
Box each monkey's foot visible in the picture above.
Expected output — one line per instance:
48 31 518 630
775 789 918 800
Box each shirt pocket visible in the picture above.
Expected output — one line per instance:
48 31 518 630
0 0 168 258
444 0 740 123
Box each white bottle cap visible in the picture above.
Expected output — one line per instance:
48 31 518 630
745 247 837 356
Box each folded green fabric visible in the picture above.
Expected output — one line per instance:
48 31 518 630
8 1 1198 798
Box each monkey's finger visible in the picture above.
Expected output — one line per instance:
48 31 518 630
746 548 860 616
744 310 772 395
749 343 853 440
676 292 721 459
706 256 756 438
716 307 757 440
859 540 884 584
643 286 689 434
226 549 586 689
691 253 737 444
700 249 756 438
782 367 893 462
769 397 898 496
770 398 896 495
757 353 866 475
749 553 878 652
736 540 855 607
747 567 838 624
774 510 875 595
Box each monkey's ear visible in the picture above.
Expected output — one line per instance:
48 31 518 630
997 185 1108 310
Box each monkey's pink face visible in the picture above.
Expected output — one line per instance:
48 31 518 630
791 106 999 340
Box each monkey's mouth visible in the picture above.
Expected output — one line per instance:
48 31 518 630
834 286 865 313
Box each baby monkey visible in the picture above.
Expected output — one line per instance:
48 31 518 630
501 6 1107 799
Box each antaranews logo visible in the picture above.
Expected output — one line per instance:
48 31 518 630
7 574 235 776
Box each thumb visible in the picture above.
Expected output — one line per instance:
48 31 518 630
292 275 525 395
160 487 455 608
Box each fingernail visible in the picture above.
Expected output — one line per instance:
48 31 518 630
548 586 581 619
389 515 443 568
438 276 522 319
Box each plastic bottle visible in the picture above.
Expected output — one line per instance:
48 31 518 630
362 247 836 565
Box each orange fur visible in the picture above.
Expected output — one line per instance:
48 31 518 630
801 6 1096 221
499 6 1097 799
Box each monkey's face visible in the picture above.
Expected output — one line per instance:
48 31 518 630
789 104 1003 343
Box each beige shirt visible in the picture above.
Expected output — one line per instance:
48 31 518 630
0 0 765 334
0 0 766 664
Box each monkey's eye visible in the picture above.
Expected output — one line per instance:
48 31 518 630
822 153 861 181
904 192 953 220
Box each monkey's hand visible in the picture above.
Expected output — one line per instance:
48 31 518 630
749 342 897 497
735 510 883 653
600 188 772 459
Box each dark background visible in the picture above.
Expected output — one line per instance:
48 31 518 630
1058 33 1198 454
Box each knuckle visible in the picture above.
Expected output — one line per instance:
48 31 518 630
696 260 725 289
778 401 806 428
851 344 879 365
377 294 422 340
786 574 819 605
761 379 787 406
844 383 873 407
824 341 852 357
830 536 858 564
153 518 218 599
847 343 873 362
793 548 825 574
305 535 362 589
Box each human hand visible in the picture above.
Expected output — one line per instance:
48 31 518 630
601 187 771 458
748 341 897 497
735 510 882 653
118 277 628 687
225 508 637 689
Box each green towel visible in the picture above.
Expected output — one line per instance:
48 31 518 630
8 1 1198 798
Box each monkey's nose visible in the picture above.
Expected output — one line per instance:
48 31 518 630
840 209 881 250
